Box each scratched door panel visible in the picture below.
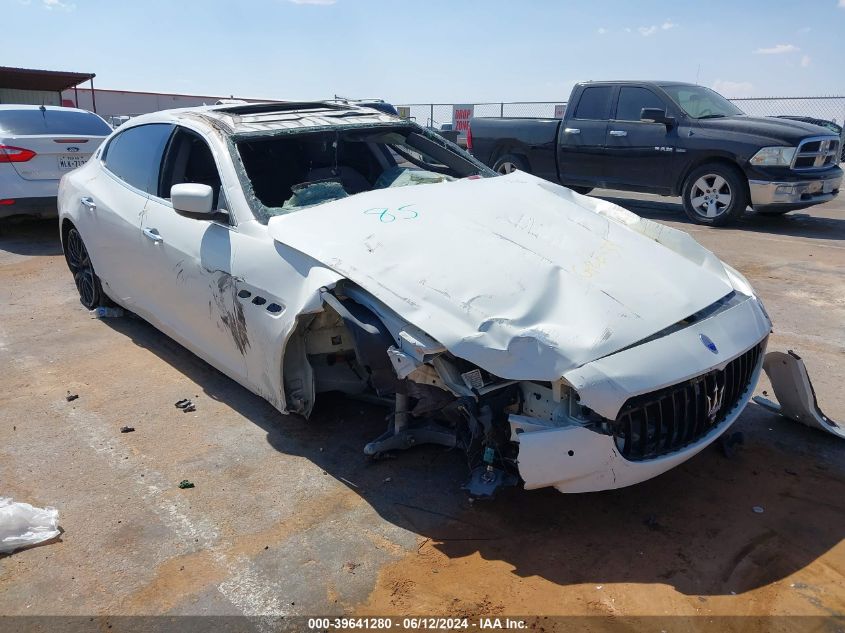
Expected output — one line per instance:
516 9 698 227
138 197 248 383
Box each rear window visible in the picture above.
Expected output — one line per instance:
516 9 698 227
0 109 112 136
573 86 614 120
104 123 173 194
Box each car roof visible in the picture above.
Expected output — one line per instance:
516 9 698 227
126 101 403 136
576 80 700 89
0 104 99 114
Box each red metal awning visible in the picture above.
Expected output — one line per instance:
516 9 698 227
0 66 95 92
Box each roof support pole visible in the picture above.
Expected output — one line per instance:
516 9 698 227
90 77 97 113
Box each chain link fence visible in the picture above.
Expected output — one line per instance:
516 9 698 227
400 97 845 125
399 97 845 156
400 102 565 128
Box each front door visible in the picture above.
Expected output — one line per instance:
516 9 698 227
603 86 679 193
138 127 248 382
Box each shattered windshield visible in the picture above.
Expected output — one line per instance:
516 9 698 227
235 124 490 221
661 85 745 119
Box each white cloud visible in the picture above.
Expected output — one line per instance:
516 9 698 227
839 0 845 8
798 26 811 33
42 0 75 9
801 54 811 67
597 27 607 35
712 80 755 98
754 43 800 54
288 0 336 4
624 27 632 33
637 20 677 36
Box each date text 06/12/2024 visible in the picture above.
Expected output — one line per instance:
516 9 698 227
306 617 528 630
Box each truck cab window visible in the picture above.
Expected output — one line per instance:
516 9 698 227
573 86 613 120
615 87 667 121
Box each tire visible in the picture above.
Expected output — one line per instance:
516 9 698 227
565 185 593 195
63 226 107 309
493 154 528 175
681 163 748 227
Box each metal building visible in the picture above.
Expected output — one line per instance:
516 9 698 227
0 66 96 109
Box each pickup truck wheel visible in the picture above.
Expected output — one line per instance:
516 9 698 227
682 164 748 227
64 227 106 309
493 154 528 174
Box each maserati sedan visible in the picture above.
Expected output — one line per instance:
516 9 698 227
58 101 771 497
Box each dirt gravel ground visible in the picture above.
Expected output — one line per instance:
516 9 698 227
1 195 843 631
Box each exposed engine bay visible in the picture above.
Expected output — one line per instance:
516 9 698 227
284 281 654 498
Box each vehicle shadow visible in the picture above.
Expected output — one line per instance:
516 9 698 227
0 218 62 257
596 194 845 242
99 314 845 598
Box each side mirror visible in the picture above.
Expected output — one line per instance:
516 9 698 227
171 183 214 215
640 108 675 128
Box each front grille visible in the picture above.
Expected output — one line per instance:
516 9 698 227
792 137 840 170
612 342 764 461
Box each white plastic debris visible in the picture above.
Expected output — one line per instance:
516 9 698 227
0 497 60 553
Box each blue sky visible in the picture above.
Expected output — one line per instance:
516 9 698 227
6 0 845 102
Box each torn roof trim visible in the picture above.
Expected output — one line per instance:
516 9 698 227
207 101 398 134
130 101 399 138
229 120 417 141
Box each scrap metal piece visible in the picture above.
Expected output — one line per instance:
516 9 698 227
753 350 844 439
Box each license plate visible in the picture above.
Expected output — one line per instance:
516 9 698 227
58 154 89 170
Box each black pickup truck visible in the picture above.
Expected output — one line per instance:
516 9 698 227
469 81 843 226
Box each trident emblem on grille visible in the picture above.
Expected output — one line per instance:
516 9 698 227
706 380 726 423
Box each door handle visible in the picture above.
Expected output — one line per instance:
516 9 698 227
609 130 628 137
564 128 580 135
142 228 163 243
80 196 96 211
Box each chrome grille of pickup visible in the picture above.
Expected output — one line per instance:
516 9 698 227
791 136 841 170
611 341 764 461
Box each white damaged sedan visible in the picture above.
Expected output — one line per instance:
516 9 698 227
58 102 770 496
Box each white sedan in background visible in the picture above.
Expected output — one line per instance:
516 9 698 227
1 105 111 219
58 102 770 497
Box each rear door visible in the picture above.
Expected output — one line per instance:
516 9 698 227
75 123 174 308
556 85 613 187
603 86 679 192
0 108 112 183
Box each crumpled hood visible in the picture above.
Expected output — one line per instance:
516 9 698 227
269 172 736 380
